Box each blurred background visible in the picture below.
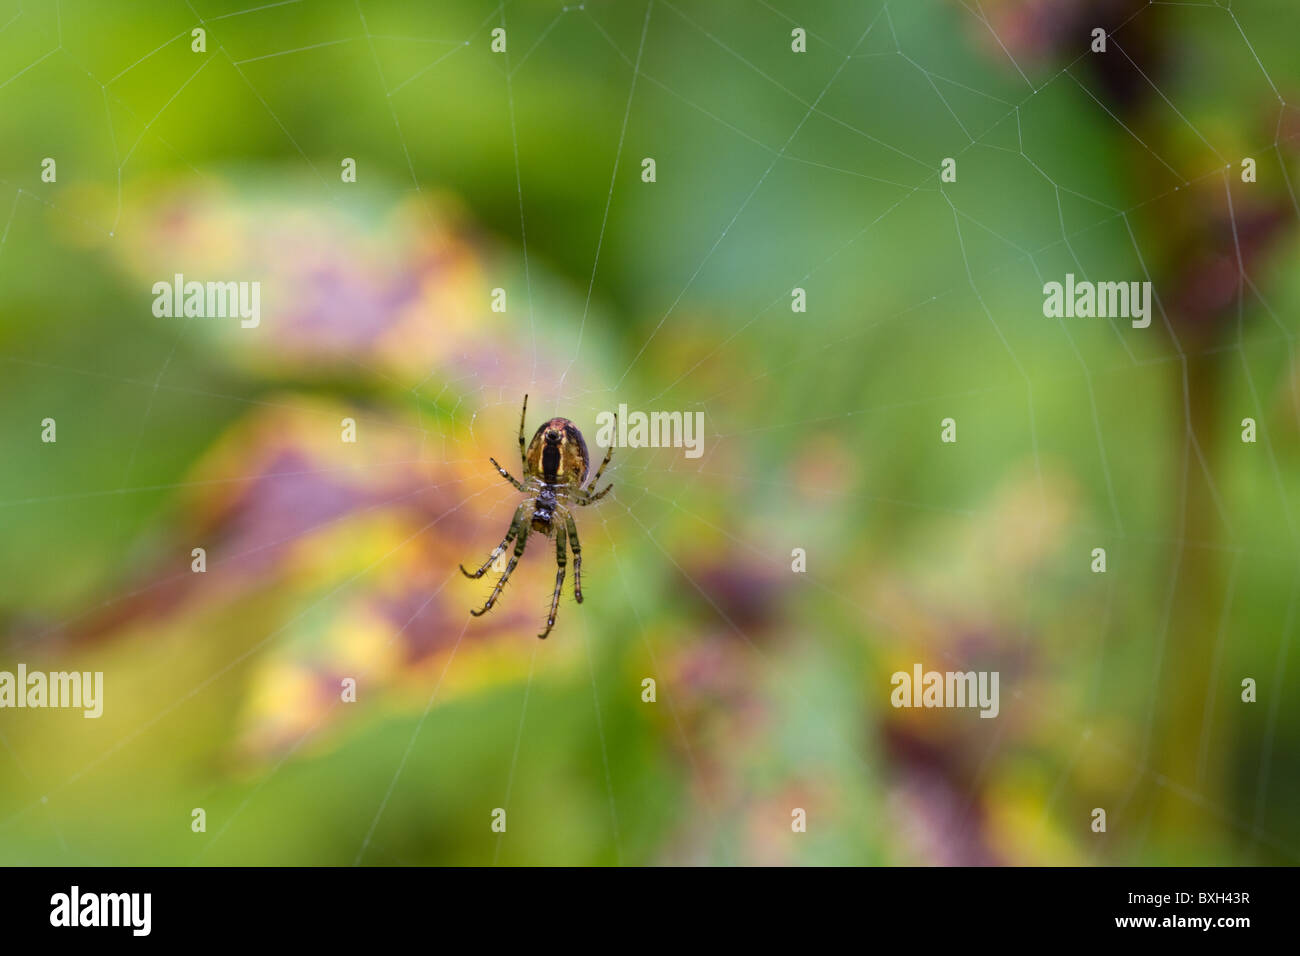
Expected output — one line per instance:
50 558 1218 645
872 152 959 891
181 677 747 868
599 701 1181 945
1 0 1299 865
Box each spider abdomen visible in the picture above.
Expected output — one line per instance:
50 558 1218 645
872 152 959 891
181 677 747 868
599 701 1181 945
526 417 590 487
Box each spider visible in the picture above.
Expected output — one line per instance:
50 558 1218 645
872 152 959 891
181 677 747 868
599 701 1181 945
460 394 614 639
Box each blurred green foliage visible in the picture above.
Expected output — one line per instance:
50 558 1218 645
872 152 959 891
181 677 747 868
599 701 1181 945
1 0 1299 865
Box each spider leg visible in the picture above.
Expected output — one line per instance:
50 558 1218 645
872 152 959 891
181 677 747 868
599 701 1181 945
585 417 615 490
565 510 583 604
471 522 530 617
460 504 525 579
576 483 613 505
489 456 527 492
517 393 529 470
538 524 568 639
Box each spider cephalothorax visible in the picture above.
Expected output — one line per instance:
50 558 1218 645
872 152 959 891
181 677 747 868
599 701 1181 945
460 395 614 638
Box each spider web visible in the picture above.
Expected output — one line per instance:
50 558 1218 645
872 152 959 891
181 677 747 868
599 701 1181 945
0 0 1298 866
